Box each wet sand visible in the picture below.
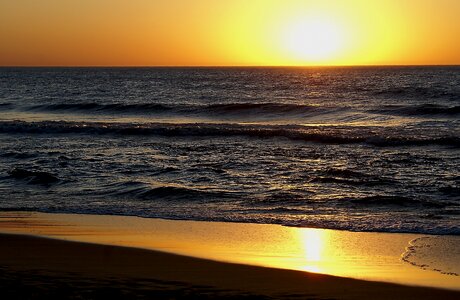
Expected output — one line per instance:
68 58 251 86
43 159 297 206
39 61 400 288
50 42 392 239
1 233 460 299
0 211 459 299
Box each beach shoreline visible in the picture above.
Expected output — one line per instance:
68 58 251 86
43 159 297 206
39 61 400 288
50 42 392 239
1 232 459 300
0 210 459 299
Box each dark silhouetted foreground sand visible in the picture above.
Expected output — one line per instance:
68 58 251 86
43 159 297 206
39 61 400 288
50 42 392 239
1 233 459 300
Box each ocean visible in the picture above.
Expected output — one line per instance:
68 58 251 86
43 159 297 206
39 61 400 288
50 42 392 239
0 67 458 235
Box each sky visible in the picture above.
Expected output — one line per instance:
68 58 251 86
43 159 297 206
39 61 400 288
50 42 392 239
1 0 460 66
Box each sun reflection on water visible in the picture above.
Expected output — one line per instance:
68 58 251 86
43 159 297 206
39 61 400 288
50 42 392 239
302 230 323 262
298 229 327 273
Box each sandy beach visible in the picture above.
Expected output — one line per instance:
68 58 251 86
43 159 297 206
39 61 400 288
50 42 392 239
1 212 459 299
1 233 459 300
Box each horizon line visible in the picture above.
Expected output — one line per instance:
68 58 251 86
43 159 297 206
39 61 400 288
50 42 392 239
1 64 460 68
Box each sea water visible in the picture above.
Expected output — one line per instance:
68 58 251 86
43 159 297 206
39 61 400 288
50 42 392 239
0 67 458 235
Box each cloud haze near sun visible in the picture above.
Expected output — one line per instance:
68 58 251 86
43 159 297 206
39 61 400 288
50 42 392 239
1 0 459 66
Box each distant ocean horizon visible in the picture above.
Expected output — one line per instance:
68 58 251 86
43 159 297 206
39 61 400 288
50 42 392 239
0 66 458 235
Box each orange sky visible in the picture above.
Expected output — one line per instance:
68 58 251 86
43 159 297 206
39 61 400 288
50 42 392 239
1 0 459 66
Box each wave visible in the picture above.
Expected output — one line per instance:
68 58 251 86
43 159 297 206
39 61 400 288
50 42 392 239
0 151 39 159
249 192 455 209
4 101 460 121
310 168 396 186
97 181 236 201
310 177 394 187
0 120 458 147
402 237 460 276
372 104 460 116
346 195 450 208
249 191 310 207
27 102 174 114
8 167 59 185
22 102 327 117
0 103 12 108
204 103 322 114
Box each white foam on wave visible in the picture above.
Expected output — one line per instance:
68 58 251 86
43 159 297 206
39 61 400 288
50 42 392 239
402 236 460 276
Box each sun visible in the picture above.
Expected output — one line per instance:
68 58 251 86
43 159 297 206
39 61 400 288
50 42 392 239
282 16 344 63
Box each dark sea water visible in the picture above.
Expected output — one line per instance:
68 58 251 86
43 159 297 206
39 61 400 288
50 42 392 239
0 67 459 235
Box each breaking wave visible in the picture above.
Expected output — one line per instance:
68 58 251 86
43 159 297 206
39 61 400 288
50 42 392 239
22 102 327 117
99 181 236 201
372 104 460 116
0 120 458 147
8 167 59 185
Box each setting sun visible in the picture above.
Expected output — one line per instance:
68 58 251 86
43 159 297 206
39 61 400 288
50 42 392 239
1 0 460 66
282 16 345 62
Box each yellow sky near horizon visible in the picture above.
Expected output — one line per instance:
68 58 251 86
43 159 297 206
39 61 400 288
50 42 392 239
1 0 460 66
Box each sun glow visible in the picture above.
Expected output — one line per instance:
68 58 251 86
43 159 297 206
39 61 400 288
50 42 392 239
282 17 344 62
1 0 460 66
